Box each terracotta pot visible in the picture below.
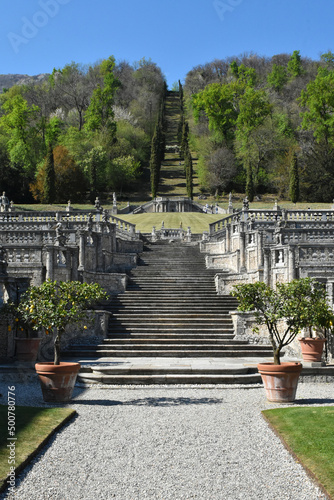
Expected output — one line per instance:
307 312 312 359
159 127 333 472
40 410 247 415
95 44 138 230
257 362 303 403
35 362 81 402
299 338 326 362
15 338 41 362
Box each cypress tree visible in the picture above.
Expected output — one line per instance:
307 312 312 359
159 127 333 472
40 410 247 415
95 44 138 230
149 125 160 198
181 120 189 160
245 166 254 202
289 153 299 203
185 147 193 199
43 144 56 203
179 80 184 111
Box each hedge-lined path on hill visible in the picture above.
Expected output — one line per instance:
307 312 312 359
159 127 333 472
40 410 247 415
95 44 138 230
158 90 200 198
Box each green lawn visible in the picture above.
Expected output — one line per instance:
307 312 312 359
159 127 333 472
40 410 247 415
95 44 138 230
0 405 75 492
262 406 334 498
120 212 224 234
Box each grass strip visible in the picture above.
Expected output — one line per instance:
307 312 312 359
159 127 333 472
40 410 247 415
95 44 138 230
262 407 334 499
120 212 224 234
0 405 76 493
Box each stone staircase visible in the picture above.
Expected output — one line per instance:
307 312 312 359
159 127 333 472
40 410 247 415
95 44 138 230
64 241 272 384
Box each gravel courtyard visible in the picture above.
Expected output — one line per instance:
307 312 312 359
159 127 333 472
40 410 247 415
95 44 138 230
0 381 332 500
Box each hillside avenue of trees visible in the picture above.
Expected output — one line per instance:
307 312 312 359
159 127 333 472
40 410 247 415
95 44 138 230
1 50 334 204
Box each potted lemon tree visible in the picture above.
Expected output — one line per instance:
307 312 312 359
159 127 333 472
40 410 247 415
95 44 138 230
232 278 334 402
16 279 108 402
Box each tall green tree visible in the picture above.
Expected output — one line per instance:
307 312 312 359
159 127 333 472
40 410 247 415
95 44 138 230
267 64 288 91
235 87 272 197
192 81 244 145
43 143 56 204
85 56 120 136
287 50 304 78
289 153 299 203
0 91 40 176
299 67 334 146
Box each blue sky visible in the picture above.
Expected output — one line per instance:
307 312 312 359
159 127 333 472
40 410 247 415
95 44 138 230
1 0 334 87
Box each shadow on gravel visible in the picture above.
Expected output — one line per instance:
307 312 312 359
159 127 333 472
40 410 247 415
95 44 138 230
294 398 334 405
73 397 223 407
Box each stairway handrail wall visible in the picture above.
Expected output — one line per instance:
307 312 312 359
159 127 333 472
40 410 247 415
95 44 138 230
209 208 334 236
0 210 137 239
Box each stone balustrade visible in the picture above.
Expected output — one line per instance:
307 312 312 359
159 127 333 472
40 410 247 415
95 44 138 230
0 210 137 240
210 208 334 237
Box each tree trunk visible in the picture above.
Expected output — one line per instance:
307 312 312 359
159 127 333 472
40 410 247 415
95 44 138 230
54 332 61 365
273 348 281 365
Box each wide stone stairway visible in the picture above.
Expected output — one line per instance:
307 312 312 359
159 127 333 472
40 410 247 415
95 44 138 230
66 242 273 384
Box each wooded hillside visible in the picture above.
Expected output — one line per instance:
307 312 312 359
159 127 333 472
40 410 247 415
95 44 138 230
0 57 165 203
184 51 334 202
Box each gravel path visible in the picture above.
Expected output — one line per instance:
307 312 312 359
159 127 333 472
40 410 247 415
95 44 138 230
0 381 332 500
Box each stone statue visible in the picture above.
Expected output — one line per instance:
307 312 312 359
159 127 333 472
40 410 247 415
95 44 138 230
55 222 66 246
242 196 249 211
0 192 9 212
86 213 93 232
94 197 101 211
113 192 117 206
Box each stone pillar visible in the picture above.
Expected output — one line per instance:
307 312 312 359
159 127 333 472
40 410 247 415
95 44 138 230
239 223 246 271
70 248 79 281
258 231 264 267
263 248 270 286
226 224 231 253
45 246 54 280
78 232 85 271
288 246 296 281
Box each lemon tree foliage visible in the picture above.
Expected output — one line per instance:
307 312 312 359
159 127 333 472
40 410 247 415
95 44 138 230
16 280 108 365
232 278 334 365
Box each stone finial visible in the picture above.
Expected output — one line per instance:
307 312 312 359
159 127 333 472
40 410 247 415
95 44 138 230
228 193 233 214
95 197 102 212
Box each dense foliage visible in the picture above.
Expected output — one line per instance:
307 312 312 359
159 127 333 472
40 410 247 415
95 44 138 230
184 51 334 201
0 57 166 203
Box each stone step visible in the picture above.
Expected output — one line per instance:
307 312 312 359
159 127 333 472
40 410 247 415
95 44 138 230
108 304 235 308
77 373 261 385
102 338 248 345
77 369 261 385
65 348 272 358
110 313 233 319
110 317 233 324
108 328 235 334
115 294 236 300
108 333 235 339
98 343 265 351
